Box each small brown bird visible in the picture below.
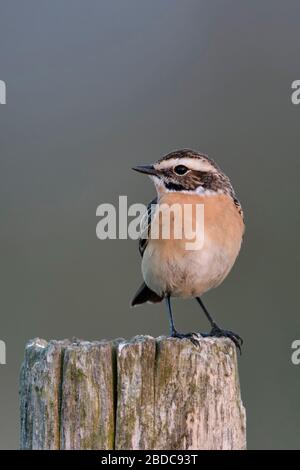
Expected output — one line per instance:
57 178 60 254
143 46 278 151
131 149 245 351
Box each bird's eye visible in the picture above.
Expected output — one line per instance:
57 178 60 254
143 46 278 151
174 165 188 175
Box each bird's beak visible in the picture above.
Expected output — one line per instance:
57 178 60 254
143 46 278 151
132 165 159 176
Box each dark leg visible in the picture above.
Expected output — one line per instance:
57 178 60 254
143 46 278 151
195 297 218 328
166 295 176 336
195 297 243 353
166 296 199 347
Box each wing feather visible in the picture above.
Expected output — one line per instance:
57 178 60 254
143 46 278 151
138 196 157 257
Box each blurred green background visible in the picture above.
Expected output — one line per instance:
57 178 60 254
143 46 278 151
0 0 299 449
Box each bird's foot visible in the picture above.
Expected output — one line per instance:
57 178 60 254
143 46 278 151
170 330 200 347
202 325 243 354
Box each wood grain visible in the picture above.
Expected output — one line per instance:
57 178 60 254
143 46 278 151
20 336 246 450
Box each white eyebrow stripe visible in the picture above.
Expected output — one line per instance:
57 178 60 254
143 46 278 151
155 157 217 172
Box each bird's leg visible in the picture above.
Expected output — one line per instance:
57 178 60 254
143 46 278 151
166 295 176 336
195 296 218 328
195 297 243 353
165 296 199 347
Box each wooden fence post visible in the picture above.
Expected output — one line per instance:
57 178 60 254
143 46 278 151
20 335 246 450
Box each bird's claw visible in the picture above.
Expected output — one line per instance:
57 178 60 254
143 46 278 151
170 330 201 347
170 327 243 353
203 326 243 354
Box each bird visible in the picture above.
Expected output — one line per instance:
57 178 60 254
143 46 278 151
131 149 245 352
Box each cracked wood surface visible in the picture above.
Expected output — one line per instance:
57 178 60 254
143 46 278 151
20 335 246 450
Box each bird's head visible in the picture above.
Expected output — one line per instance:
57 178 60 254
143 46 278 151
132 149 233 196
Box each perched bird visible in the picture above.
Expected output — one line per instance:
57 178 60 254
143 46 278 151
131 149 244 352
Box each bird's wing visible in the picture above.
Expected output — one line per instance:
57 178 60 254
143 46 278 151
138 196 157 257
131 281 163 306
131 196 163 306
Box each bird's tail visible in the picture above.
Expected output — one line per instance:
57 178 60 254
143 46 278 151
131 282 163 306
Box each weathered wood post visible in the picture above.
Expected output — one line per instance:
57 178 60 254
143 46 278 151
20 335 246 450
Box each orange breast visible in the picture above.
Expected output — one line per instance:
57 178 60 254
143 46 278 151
142 192 244 297
150 192 244 254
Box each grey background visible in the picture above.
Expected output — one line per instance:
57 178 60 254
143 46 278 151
0 0 299 449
